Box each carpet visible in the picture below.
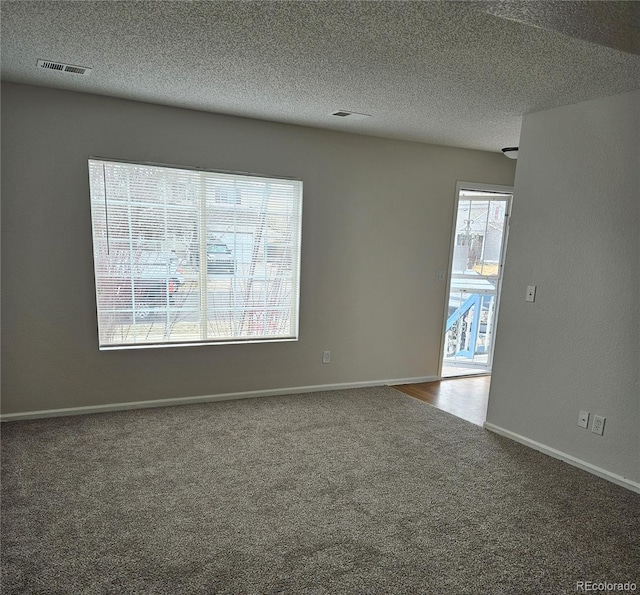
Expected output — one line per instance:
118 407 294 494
2 386 639 594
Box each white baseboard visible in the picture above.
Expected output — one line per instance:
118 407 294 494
0 376 438 422
484 422 640 495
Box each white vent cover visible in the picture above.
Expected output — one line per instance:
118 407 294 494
331 110 371 121
37 59 92 76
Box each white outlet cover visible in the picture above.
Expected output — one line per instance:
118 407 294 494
592 415 605 436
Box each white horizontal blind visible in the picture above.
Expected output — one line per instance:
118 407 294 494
88 159 302 349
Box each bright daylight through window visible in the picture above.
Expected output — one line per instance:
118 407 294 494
88 159 302 349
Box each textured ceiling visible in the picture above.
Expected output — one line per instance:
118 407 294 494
2 1 639 152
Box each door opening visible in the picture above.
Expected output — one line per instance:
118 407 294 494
440 183 512 378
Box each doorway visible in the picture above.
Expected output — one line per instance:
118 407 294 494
440 183 512 378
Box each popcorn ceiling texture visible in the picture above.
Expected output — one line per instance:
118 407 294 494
477 0 640 56
1 1 639 152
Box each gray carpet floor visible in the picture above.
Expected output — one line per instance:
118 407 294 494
2 386 639 594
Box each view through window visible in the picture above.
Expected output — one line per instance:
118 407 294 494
89 159 302 349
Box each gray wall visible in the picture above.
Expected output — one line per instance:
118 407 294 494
487 90 640 483
1 83 515 415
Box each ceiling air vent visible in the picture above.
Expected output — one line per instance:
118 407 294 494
331 110 372 121
37 59 92 76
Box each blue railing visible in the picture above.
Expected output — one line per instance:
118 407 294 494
445 293 493 359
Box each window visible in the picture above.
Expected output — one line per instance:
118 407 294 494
88 159 302 350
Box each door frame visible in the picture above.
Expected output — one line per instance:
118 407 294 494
438 181 513 379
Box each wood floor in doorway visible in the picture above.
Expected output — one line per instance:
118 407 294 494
392 375 490 426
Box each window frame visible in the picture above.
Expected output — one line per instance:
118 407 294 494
88 157 303 350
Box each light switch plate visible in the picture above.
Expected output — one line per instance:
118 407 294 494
578 410 589 429
526 285 537 302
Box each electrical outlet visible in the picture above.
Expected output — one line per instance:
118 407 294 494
435 270 446 282
322 350 331 364
578 410 589 429
592 415 605 436
525 285 537 302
